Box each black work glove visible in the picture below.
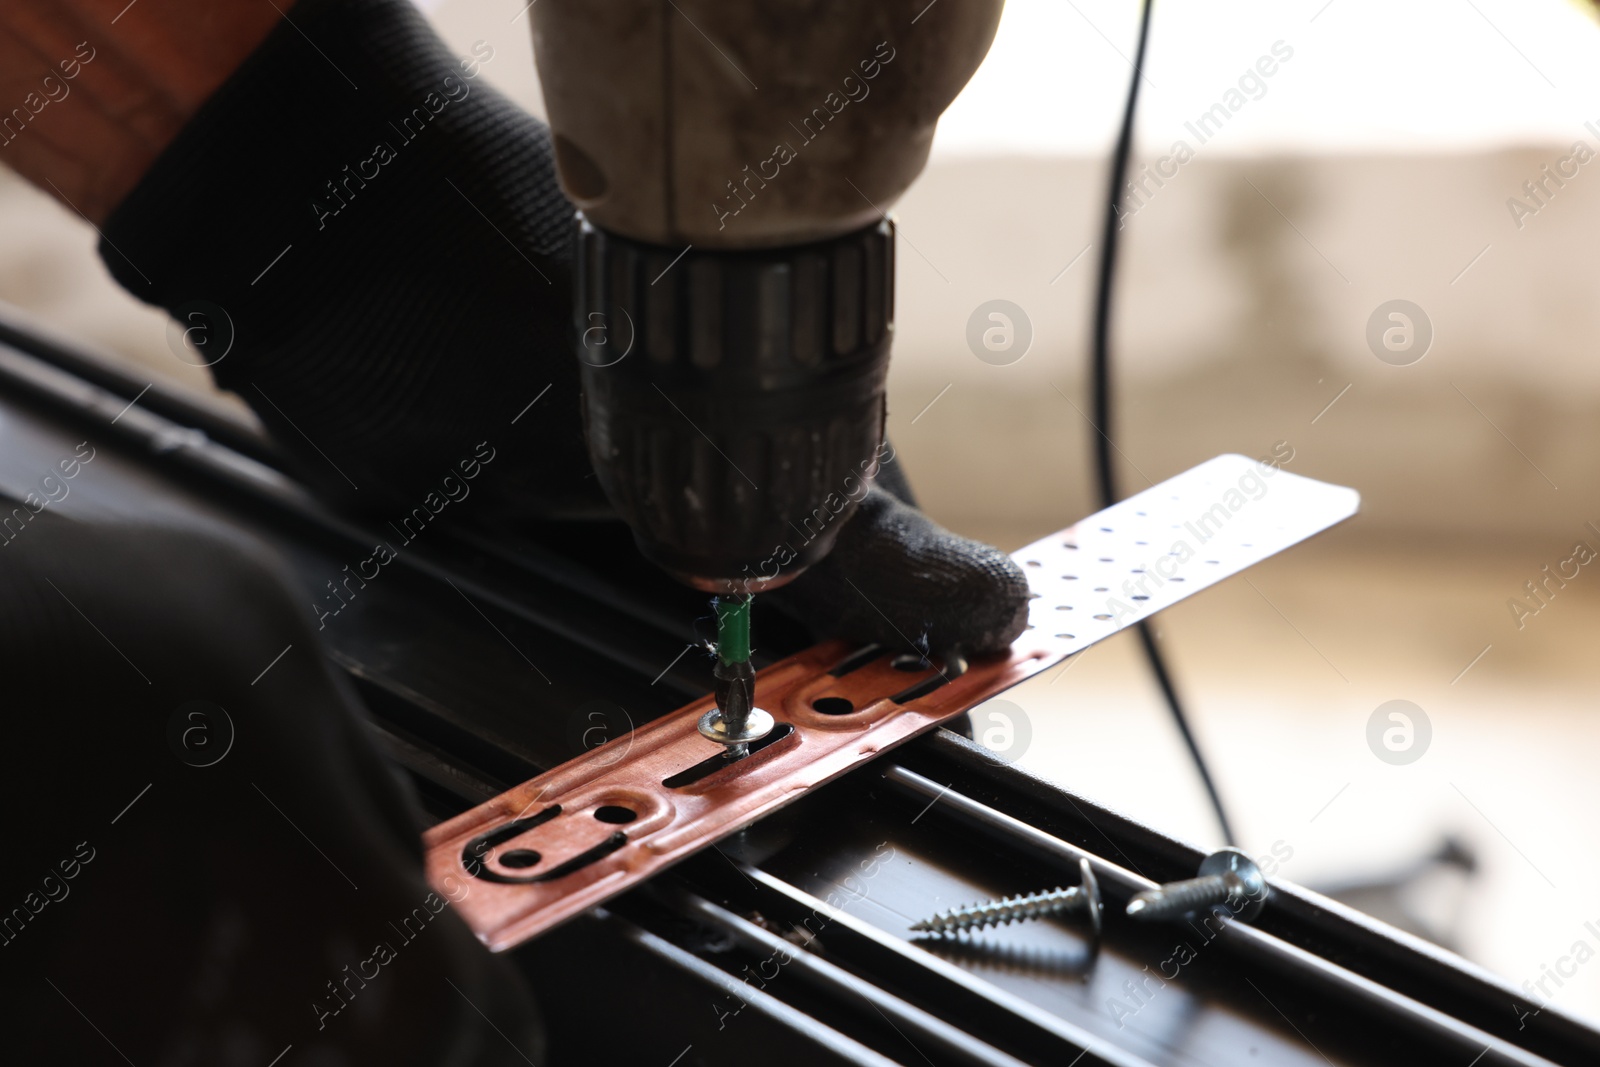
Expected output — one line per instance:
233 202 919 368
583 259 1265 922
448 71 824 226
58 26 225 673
98 0 1029 656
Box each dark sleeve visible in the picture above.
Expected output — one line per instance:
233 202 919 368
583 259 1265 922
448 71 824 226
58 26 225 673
98 0 596 518
0 517 543 1063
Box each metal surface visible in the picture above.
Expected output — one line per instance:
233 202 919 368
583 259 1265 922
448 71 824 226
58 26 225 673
4 315 1596 1064
880 762 1566 1067
422 455 1360 951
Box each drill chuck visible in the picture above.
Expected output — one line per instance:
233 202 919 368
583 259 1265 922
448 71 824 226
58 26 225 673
575 216 896 592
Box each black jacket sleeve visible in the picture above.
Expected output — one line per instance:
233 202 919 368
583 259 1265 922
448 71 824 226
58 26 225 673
0 518 543 1064
98 0 596 518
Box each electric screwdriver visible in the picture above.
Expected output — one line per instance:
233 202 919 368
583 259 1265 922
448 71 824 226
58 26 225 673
526 0 1003 593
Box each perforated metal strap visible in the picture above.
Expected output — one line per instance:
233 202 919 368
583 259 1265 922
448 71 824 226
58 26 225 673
423 455 1359 951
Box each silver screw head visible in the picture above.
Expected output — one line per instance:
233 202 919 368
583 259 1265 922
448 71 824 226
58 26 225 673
1078 858 1103 941
1197 846 1267 922
1126 846 1269 923
697 706 775 747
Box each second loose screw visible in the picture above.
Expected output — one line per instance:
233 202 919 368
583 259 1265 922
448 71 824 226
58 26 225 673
911 858 1102 941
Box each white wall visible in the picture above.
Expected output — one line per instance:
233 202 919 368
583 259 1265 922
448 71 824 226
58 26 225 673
887 149 1600 548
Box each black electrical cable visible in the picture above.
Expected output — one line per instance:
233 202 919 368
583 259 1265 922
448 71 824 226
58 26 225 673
1088 0 1237 846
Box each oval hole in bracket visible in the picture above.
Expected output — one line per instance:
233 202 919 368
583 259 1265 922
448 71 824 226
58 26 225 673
499 849 542 869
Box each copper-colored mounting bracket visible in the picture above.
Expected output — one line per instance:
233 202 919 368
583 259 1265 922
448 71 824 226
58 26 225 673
423 455 1359 951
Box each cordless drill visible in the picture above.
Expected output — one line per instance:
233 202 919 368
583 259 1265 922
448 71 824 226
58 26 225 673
526 1 1002 748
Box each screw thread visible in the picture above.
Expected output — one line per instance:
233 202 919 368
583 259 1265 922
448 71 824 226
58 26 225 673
1127 873 1232 921
911 886 1086 935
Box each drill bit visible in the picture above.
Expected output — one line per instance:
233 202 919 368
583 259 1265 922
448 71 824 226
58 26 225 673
715 593 752 662
713 595 755 757
698 594 773 758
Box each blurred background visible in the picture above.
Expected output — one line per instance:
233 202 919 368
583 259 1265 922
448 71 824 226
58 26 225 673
5 0 1600 1025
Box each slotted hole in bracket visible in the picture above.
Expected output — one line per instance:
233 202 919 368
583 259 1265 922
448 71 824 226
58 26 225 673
500 849 542 869
460 806 564 884
828 644 883 677
523 834 628 883
662 723 796 789
466 807 560 863
890 651 968 705
813 696 856 715
458 809 629 886
593 805 637 824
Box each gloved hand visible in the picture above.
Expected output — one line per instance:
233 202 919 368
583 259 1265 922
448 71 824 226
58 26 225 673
22 0 1030 657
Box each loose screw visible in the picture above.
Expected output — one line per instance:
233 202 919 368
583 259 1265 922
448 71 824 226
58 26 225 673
911 858 1101 940
1125 846 1267 923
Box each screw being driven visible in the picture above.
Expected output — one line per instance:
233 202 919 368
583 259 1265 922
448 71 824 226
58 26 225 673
698 595 773 759
1125 846 1267 923
911 858 1102 940
698 658 773 759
